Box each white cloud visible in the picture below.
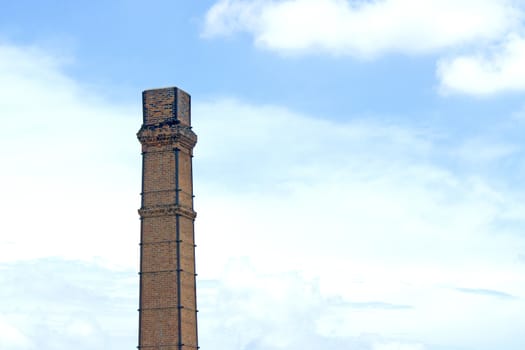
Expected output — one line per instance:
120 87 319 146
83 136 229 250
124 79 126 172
203 0 519 58
199 259 431 350
203 0 525 96
0 318 32 349
0 259 136 350
0 42 140 270
438 34 525 95
192 98 525 349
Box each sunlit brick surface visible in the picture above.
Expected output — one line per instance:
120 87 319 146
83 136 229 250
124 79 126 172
137 87 198 350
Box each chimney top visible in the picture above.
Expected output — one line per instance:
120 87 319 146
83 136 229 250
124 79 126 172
142 87 191 126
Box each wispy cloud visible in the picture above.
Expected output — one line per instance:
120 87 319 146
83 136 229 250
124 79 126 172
348 301 413 310
455 287 518 299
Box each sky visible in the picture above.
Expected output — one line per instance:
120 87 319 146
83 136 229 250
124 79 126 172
1 0 525 349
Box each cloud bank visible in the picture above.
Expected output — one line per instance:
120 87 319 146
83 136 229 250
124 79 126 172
0 42 139 269
193 97 525 349
2 40 525 349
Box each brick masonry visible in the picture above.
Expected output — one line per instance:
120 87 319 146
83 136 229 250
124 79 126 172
137 87 198 350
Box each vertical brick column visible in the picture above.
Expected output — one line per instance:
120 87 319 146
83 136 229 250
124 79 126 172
137 87 198 350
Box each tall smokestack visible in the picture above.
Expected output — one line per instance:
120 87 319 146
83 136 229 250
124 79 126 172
137 87 198 350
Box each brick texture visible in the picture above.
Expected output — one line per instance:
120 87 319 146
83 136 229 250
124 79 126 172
137 87 198 350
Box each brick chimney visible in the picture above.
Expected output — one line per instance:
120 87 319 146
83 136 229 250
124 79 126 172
137 87 198 350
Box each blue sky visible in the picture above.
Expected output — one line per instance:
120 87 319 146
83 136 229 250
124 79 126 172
1 1 525 349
